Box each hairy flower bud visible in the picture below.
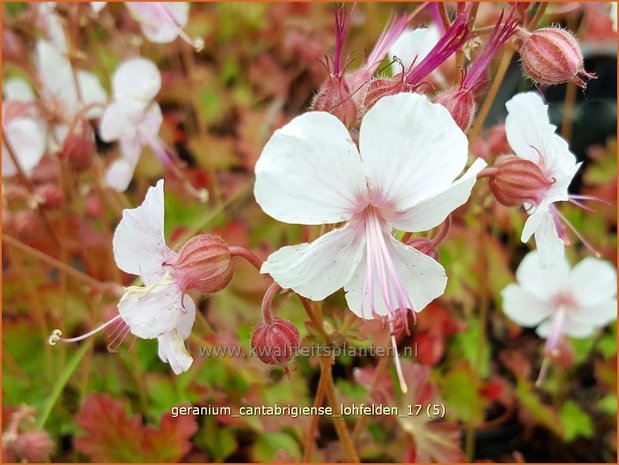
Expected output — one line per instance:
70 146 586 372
251 317 300 365
167 234 233 294
311 76 358 128
362 76 410 113
518 27 596 88
488 155 555 207
434 87 476 132
15 430 55 462
62 118 95 172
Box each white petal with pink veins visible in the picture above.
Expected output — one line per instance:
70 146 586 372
112 57 161 103
359 93 469 211
254 111 367 225
386 158 486 232
112 179 172 281
344 234 446 318
261 222 366 301
118 274 183 338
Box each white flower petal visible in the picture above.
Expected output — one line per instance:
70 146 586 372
387 158 486 232
261 222 365 301
536 316 594 339
99 100 145 142
91 2 107 13
105 156 139 192
138 103 163 141
359 93 469 211
501 283 553 327
112 179 172 280
533 212 565 268
77 70 107 118
3 78 35 102
157 329 193 374
571 300 617 329
514 250 570 300
36 40 78 118
118 275 183 339
568 257 617 307
344 234 447 318
126 2 190 44
254 111 367 225
2 118 47 178
388 25 441 73
112 57 161 102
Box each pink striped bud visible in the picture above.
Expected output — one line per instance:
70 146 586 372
488 155 554 207
518 27 596 88
434 87 476 132
35 183 62 209
167 234 233 294
362 76 410 113
311 76 358 128
251 317 300 365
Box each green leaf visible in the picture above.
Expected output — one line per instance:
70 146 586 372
437 364 484 424
598 395 617 416
197 416 237 462
559 400 593 442
453 319 490 378
252 431 301 462
515 380 562 436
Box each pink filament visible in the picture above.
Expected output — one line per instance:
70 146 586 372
56 314 123 343
536 306 566 386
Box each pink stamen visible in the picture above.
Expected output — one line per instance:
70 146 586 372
152 3 203 51
332 3 355 76
551 205 601 257
462 6 519 90
364 12 413 74
405 6 470 86
536 306 566 386
390 322 409 393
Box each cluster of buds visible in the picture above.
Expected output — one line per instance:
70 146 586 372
485 155 555 207
518 27 596 88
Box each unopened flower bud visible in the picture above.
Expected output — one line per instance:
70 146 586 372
251 317 300 365
35 183 62 209
518 27 596 88
406 237 439 261
15 430 54 462
167 234 233 294
311 76 358 128
61 118 95 172
3 29 23 62
363 76 409 113
434 87 476 132
488 155 554 207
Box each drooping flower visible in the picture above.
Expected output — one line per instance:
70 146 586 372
99 57 174 191
501 250 616 384
2 79 48 178
504 91 582 267
125 2 204 51
255 93 486 390
49 180 234 374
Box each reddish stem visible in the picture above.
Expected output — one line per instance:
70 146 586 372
261 282 281 325
229 246 263 271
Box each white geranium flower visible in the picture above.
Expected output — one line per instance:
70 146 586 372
255 92 486 390
502 250 616 383
505 92 581 267
99 58 173 192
